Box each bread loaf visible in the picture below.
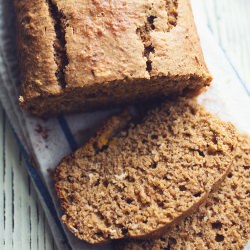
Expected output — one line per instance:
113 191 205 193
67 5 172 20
15 0 211 117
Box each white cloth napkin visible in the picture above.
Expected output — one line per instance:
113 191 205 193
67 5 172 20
0 0 249 249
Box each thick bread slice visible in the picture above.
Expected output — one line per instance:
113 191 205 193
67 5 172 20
54 99 237 244
118 134 250 250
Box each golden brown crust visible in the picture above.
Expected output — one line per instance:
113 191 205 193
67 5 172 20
54 99 236 244
19 77 208 117
16 0 212 117
14 0 61 98
119 134 250 250
150 0 210 79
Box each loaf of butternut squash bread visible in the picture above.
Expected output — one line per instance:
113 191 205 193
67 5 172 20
15 0 211 116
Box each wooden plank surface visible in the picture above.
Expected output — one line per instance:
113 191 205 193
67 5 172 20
0 1 249 249
203 0 250 88
0 109 55 249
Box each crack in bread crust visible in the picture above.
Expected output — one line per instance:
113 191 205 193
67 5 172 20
136 16 156 74
166 0 178 31
136 0 179 75
47 0 68 88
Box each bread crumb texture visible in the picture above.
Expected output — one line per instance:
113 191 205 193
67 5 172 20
119 134 250 250
55 99 236 244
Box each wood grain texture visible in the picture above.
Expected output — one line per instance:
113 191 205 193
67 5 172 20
202 0 250 89
0 0 249 249
0 107 55 250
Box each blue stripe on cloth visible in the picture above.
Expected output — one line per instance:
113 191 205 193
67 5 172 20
13 130 72 250
58 115 78 151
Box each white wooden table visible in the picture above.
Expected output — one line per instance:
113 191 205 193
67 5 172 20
0 1 250 249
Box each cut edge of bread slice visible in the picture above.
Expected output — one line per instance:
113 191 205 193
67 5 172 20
117 134 250 250
54 98 237 244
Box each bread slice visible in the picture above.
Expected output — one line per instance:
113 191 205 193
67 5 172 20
118 134 250 250
15 0 211 117
54 99 237 244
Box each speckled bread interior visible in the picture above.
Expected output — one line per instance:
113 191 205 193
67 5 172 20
54 99 237 244
118 134 250 250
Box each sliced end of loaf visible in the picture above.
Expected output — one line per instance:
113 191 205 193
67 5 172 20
54 98 237 244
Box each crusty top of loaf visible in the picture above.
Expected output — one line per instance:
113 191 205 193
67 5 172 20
15 0 211 100
14 0 62 98
119 134 250 250
54 99 236 244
